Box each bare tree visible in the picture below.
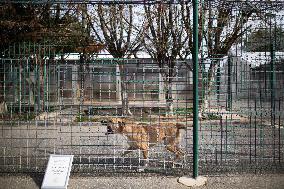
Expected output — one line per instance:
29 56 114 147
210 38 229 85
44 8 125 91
0 3 103 114
180 0 273 113
143 3 188 115
88 4 147 116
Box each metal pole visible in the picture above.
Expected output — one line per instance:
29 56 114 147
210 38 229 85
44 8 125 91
270 37 276 114
227 56 232 111
193 0 199 179
270 43 276 161
217 62 221 105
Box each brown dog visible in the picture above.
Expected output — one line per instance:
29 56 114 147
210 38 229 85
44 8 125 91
101 118 186 163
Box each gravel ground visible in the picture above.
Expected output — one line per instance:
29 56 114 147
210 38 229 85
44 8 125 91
0 107 283 188
0 173 284 189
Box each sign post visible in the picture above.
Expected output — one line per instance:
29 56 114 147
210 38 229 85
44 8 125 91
41 155 74 189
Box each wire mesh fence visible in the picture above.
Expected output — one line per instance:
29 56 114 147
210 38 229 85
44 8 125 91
0 1 283 175
0 53 193 174
198 0 284 174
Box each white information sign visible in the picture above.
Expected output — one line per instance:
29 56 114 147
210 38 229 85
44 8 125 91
41 155 74 189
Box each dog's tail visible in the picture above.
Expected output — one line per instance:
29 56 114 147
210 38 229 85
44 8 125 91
176 123 186 130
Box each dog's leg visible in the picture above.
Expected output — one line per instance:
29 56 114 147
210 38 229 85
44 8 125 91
165 145 184 168
176 148 185 158
166 145 178 155
142 150 149 165
138 149 149 172
166 145 184 160
165 135 185 160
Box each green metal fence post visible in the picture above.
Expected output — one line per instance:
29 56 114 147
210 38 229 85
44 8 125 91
217 62 221 105
193 0 199 179
227 56 232 111
270 43 275 124
270 41 276 162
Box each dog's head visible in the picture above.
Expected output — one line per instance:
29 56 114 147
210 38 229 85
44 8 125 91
101 118 125 135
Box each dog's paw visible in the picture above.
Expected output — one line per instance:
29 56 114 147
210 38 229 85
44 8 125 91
137 167 146 172
137 163 148 172
172 162 183 168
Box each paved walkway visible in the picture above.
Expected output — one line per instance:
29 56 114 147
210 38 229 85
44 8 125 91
0 174 283 189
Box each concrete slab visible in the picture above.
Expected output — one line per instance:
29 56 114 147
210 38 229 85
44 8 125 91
178 176 208 187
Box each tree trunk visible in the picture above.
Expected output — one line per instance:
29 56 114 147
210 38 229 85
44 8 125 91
79 59 85 104
26 72 35 105
118 64 132 116
78 55 86 115
0 61 4 90
72 65 79 104
158 73 165 102
39 61 45 112
0 101 7 117
162 58 176 116
0 82 7 116
200 59 220 116
165 81 174 116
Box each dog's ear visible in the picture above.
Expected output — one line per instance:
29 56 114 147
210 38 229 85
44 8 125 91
117 121 125 127
117 121 125 132
101 120 108 125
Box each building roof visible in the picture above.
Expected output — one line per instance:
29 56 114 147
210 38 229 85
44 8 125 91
239 51 284 67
